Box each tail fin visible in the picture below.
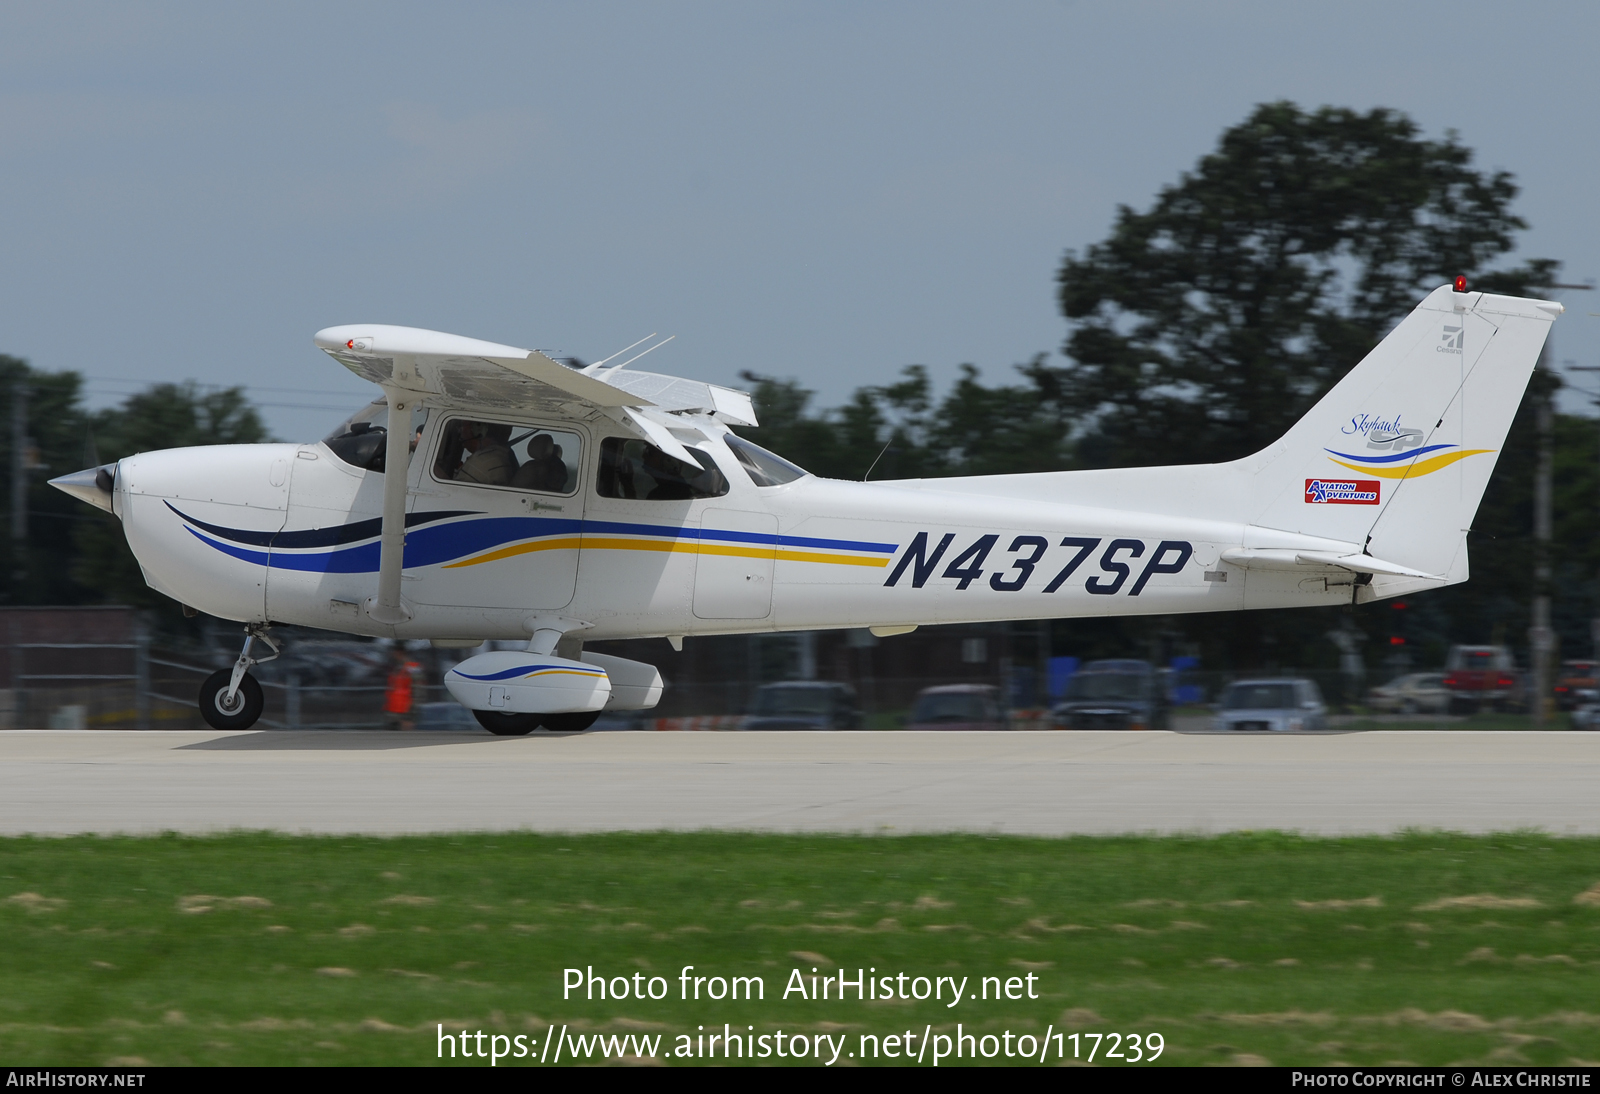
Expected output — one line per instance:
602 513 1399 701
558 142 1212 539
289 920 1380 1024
1248 285 1561 578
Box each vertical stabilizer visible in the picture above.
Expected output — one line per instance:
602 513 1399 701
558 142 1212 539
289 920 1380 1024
1247 285 1559 578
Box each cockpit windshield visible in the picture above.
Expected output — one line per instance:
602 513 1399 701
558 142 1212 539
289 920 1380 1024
724 435 807 487
323 401 428 472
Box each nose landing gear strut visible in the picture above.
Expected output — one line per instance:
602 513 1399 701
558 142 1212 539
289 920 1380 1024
198 624 279 731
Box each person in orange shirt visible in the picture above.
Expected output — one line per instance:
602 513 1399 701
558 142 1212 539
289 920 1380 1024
385 652 421 731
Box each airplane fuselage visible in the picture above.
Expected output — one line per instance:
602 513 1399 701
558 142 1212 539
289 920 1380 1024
116 415 1369 645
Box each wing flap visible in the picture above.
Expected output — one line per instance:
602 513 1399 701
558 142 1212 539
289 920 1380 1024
481 353 646 407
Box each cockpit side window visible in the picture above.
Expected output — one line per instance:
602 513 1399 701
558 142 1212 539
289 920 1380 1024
323 401 429 473
430 416 583 495
724 434 808 487
597 438 730 500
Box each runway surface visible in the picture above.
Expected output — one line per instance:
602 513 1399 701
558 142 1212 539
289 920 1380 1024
1 728 1596 836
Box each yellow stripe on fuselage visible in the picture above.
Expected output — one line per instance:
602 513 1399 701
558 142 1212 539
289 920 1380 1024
443 535 889 570
1326 448 1494 480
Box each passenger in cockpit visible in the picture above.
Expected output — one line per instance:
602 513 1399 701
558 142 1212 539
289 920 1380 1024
643 445 695 501
453 422 517 486
511 433 567 492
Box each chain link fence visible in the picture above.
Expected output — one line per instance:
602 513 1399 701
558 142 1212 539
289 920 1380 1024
0 607 1508 732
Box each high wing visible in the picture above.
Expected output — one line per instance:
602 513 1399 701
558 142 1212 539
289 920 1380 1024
312 323 757 465
311 323 758 625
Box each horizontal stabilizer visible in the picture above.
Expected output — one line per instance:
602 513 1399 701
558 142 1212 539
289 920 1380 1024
1220 547 1440 580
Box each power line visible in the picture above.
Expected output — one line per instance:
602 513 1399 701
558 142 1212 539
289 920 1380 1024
80 375 371 399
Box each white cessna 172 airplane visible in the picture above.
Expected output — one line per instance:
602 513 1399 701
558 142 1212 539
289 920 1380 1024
50 283 1561 734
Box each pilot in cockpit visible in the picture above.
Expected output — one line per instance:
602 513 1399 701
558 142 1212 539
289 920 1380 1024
642 445 696 501
452 422 517 486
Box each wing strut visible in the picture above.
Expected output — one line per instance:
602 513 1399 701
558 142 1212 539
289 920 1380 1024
367 391 415 625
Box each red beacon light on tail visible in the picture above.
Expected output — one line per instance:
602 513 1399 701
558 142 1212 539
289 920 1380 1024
1454 275 1468 293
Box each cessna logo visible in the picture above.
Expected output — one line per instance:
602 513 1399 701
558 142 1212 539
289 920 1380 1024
1305 478 1380 505
1437 324 1463 354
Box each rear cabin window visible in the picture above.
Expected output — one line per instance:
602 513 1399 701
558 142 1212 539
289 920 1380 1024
597 438 730 500
432 418 582 495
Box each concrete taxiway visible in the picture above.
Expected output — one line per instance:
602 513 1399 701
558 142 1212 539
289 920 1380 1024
0 729 1595 836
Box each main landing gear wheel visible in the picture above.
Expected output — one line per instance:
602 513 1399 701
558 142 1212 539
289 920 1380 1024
199 669 265 731
470 710 602 735
540 710 601 733
473 710 541 736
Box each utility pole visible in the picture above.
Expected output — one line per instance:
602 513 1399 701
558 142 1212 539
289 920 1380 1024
1530 281 1595 724
1555 281 1600 713
1531 353 1553 726
10 376 27 598
1569 357 1600 663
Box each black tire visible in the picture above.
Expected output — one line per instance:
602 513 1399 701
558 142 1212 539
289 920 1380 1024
1400 700 1417 715
473 710 540 736
540 710 601 733
198 669 265 731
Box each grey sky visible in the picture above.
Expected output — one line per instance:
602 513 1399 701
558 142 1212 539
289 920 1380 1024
2 1 1596 442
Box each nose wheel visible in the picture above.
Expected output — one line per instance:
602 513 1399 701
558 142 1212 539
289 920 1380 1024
198 624 278 731
199 670 265 730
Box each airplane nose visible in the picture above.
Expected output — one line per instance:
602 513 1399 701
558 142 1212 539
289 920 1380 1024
49 464 117 515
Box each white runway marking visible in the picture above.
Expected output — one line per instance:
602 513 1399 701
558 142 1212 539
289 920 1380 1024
0 729 1594 836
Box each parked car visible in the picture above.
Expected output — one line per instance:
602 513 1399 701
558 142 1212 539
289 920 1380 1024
1572 703 1600 731
741 682 862 730
1442 645 1522 713
1051 659 1167 730
1211 678 1328 732
1367 672 1449 715
905 684 1007 730
1555 660 1599 712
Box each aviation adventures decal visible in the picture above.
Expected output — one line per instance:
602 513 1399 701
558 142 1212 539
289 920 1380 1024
1305 479 1379 505
1325 412 1493 480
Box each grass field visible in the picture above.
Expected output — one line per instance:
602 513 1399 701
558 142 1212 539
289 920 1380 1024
4 831 1600 1067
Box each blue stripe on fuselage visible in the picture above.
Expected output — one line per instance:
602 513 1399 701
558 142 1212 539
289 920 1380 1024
175 507 897 573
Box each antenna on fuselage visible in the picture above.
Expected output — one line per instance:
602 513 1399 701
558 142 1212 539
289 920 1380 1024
582 333 657 374
862 435 895 481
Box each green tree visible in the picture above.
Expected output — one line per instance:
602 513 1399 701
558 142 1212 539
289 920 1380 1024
734 102 1569 674
924 356 1073 476
0 357 94 604
737 360 1074 480
1056 101 1557 470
